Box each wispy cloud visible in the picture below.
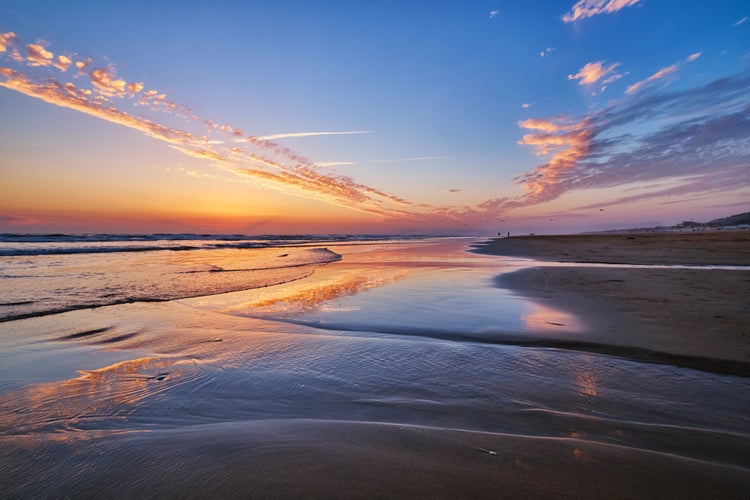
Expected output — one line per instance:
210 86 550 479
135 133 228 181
254 131 372 141
563 0 640 23
625 53 701 95
313 161 357 168
489 10 500 19
626 64 679 94
568 61 622 87
734 16 748 27
370 156 453 164
483 69 750 215
0 31 410 220
3 29 747 231
540 47 555 58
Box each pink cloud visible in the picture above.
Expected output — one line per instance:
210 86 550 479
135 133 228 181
53 55 72 72
0 32 19 52
89 67 128 96
0 64 412 218
518 118 562 133
75 57 92 75
626 64 678 94
26 43 54 67
563 0 640 23
126 81 144 95
568 61 621 86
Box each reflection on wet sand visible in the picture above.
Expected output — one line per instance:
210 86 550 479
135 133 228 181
521 307 582 332
0 356 201 435
213 267 412 316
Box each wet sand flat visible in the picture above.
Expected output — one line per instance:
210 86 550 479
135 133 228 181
473 232 750 367
3 420 748 499
1 238 748 498
472 230 750 265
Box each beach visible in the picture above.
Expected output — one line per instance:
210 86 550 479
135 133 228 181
1 235 749 498
472 231 750 372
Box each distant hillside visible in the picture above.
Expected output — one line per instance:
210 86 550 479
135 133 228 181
590 211 750 234
708 212 750 227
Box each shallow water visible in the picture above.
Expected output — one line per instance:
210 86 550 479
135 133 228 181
0 237 748 496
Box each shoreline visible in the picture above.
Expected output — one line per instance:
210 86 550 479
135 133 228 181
473 232 750 373
471 230 750 265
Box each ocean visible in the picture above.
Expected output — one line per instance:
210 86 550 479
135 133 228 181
1 235 748 496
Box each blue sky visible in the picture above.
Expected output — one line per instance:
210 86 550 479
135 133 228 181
1 0 748 233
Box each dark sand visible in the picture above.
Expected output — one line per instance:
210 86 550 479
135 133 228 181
473 231 750 371
3 420 748 499
472 230 750 265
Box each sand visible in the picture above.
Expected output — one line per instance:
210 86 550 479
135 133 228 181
472 230 750 265
473 231 750 372
3 420 748 499
2 237 748 498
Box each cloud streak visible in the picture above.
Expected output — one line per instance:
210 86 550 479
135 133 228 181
484 69 750 215
0 31 410 220
626 64 678 94
370 156 453 164
563 0 640 23
568 61 622 86
625 53 700 95
254 131 372 141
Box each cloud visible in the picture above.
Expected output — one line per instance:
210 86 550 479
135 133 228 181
25 43 54 67
626 64 678 94
489 10 499 19
370 155 453 163
126 81 144 95
314 161 356 167
74 57 91 75
444 189 461 194
568 61 621 86
734 16 748 26
518 117 563 133
53 55 72 72
502 70 750 212
687 52 702 62
89 67 129 96
563 0 640 23
5 28 746 230
0 32 19 52
522 103 532 109
254 130 372 141
540 47 555 58
0 61 410 218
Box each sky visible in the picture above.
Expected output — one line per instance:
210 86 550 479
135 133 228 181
1 0 748 235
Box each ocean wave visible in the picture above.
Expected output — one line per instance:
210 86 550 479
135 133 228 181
0 247 342 322
0 233 433 256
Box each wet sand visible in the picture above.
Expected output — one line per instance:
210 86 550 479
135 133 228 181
3 420 748 499
472 230 750 265
1 238 748 498
473 231 750 371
